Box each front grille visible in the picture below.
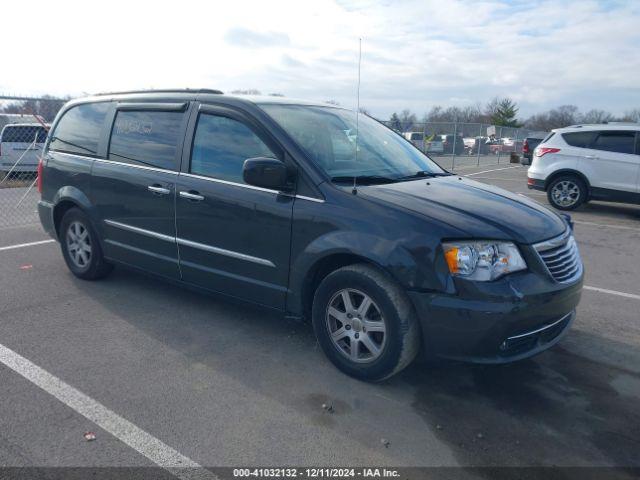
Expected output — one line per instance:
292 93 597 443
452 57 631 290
534 231 582 283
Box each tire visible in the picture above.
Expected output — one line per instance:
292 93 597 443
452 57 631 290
547 175 587 210
312 264 421 382
59 208 113 280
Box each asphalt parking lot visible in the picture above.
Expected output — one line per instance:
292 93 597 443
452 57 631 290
0 162 639 477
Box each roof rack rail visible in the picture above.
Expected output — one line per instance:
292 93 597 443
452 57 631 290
94 88 223 96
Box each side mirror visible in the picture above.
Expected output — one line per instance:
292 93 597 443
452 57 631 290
242 157 289 191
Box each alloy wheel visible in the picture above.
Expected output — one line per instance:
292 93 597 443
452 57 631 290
551 180 580 207
66 221 92 268
326 288 387 363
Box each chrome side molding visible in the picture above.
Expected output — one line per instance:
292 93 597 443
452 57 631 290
104 219 275 267
104 219 175 243
175 238 275 267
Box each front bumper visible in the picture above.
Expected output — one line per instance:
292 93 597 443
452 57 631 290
408 270 583 364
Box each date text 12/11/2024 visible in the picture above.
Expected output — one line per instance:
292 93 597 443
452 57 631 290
232 468 401 478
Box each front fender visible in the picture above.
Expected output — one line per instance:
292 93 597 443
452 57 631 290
286 229 454 317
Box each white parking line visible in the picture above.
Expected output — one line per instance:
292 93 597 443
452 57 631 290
472 177 525 182
0 222 41 230
517 191 547 197
463 166 522 177
0 239 55 252
449 161 505 171
584 286 640 300
573 220 640 233
0 343 216 480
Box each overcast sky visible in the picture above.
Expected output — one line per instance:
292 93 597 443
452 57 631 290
2 0 639 119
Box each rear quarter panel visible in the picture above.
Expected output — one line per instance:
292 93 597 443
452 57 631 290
528 146 580 181
42 151 95 217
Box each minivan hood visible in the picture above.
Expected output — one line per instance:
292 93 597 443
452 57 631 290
357 176 566 244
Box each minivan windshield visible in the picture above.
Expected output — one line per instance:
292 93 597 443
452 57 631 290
260 104 446 183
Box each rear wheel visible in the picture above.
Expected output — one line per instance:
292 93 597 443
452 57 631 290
312 264 420 382
547 175 587 210
60 208 113 280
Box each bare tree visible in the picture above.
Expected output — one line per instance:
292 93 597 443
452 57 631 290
549 105 580 128
525 105 581 130
421 104 487 124
231 89 262 95
399 109 417 132
581 109 614 124
621 109 640 122
0 95 69 122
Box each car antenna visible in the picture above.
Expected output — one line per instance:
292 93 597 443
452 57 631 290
352 37 362 195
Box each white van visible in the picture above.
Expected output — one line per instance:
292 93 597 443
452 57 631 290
0 123 49 175
527 124 640 210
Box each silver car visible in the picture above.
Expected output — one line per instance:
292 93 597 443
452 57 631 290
403 132 444 154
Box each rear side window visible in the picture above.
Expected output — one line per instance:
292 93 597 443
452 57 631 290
410 133 422 141
562 131 596 148
49 102 110 156
190 113 277 184
541 132 555 143
591 131 636 155
1 126 47 143
108 110 183 170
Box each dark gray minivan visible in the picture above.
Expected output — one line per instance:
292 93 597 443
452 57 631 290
38 89 583 381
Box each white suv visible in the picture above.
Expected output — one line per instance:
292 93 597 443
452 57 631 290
527 124 640 210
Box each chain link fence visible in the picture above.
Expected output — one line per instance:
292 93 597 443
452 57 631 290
381 121 546 171
1 96 64 230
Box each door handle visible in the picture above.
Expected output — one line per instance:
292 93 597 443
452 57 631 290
148 185 171 195
584 155 597 159
179 190 205 202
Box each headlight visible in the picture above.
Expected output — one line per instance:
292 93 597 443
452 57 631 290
442 241 526 281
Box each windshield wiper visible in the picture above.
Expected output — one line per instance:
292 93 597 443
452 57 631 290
396 171 452 181
331 175 398 185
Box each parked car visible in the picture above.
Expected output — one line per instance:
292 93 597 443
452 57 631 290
521 136 545 165
469 137 493 155
403 132 444 154
0 123 49 175
426 136 444 154
489 139 523 155
528 124 640 210
403 131 424 147
438 134 465 154
463 137 476 153
39 90 583 381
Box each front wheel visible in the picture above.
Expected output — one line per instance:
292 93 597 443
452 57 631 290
59 208 113 280
312 264 421 382
547 175 587 210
